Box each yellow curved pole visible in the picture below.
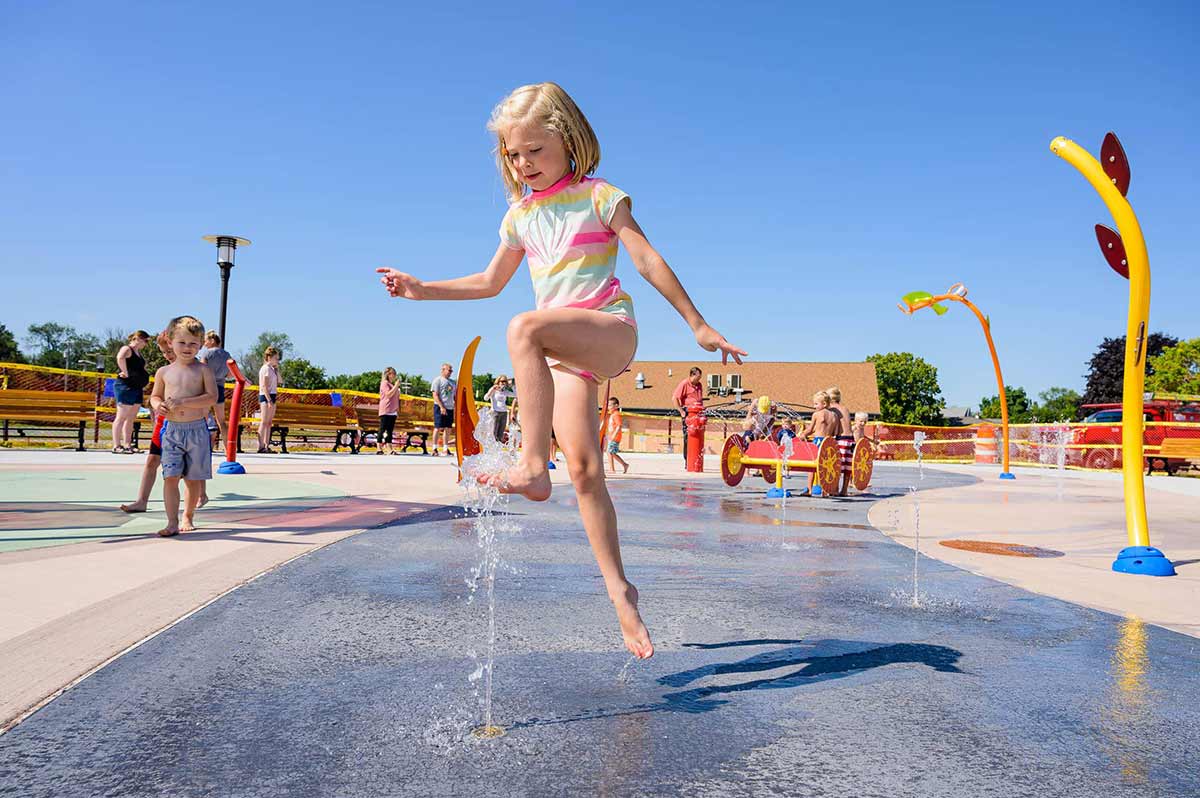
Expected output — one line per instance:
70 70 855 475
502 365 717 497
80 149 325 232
1050 136 1150 549
900 292 1012 476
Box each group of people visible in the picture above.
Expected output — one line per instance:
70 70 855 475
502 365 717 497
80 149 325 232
740 386 871 497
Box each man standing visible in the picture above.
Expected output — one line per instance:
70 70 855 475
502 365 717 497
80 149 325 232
672 366 705 464
430 362 456 456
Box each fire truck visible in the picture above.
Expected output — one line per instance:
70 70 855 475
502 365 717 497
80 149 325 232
1071 397 1200 474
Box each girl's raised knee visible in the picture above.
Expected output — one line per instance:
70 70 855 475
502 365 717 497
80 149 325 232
506 311 540 346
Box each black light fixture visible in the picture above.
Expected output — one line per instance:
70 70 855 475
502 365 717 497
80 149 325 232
202 234 252 344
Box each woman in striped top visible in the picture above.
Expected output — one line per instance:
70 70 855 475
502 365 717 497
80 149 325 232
378 82 745 660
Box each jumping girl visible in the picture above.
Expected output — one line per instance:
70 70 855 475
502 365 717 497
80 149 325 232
377 82 745 659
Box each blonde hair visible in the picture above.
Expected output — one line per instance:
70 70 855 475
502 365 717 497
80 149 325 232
205 330 222 346
168 316 204 339
854 412 868 423
813 391 830 407
487 82 601 203
128 330 150 344
827 386 842 402
263 346 281 360
384 366 396 380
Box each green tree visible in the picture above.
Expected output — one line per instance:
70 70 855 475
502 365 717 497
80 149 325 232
26 322 100 369
978 386 1034 423
329 371 380 393
0 323 25 363
866 352 945 425
1082 332 1178 405
1146 338 1200 395
1033 387 1082 421
397 372 431 397
281 357 329 390
473 373 496 401
238 331 295 382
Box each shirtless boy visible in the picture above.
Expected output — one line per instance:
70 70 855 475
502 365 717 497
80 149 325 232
149 316 217 537
802 391 840 495
827 385 854 496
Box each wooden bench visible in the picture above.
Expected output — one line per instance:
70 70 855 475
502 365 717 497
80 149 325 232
352 406 430 454
0 390 92 451
1150 438 1200 474
236 404 356 454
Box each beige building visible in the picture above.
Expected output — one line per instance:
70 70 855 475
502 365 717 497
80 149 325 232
607 361 881 417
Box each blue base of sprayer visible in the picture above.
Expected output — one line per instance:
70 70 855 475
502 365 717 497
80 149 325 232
218 461 246 475
810 485 823 497
1112 546 1176 577
766 487 793 498
547 461 556 470
999 472 1016 480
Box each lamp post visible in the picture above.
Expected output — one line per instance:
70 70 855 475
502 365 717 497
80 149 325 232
898 282 1015 480
202 235 252 344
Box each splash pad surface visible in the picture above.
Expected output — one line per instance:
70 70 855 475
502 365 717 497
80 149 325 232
2 467 1198 797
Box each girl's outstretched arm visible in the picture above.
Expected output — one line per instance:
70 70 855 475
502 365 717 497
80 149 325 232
377 244 524 301
609 203 747 365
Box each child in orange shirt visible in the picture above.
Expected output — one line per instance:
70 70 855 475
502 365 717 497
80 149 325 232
605 397 629 474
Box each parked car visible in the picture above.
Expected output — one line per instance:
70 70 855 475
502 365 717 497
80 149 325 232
1071 401 1200 473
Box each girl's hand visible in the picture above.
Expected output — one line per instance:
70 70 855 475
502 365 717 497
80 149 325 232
694 324 747 365
376 268 425 300
118 371 129 379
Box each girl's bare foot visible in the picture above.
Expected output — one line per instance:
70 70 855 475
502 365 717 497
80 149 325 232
120 502 147 513
478 461 552 502
611 582 654 659
157 526 179 538
198 493 209 509
180 515 196 532
622 463 630 474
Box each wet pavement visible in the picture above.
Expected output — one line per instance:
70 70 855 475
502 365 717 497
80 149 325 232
2 468 1199 797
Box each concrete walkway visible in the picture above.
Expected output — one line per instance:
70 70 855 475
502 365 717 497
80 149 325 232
869 462 1200 637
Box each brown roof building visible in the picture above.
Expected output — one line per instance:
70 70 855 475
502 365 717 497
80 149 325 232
608 361 880 416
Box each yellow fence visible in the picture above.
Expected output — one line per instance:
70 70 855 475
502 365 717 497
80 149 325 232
4 361 1200 473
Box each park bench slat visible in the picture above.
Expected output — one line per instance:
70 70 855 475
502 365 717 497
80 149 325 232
0 390 92 450
1159 439 1200 458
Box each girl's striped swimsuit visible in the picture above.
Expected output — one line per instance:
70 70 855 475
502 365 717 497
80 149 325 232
500 173 637 381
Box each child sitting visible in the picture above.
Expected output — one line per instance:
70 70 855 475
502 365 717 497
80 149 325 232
775 417 798 443
742 395 775 444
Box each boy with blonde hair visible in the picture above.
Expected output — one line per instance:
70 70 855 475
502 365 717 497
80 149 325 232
827 385 854 496
150 316 217 536
803 391 840 443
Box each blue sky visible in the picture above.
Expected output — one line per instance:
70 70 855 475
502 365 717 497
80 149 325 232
2 1 1197 407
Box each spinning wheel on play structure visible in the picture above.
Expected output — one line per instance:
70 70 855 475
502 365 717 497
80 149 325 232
851 439 875 492
814 437 840 496
721 435 746 486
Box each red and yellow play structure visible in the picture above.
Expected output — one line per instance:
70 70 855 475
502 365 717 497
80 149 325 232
720 434 873 496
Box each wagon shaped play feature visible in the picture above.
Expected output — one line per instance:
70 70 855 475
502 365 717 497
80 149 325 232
720 434 873 495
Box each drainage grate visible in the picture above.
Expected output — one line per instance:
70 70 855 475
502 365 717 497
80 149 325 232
938 540 1065 558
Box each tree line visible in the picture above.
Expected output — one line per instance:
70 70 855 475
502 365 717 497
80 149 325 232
869 331 1194 425
4 321 1195 417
